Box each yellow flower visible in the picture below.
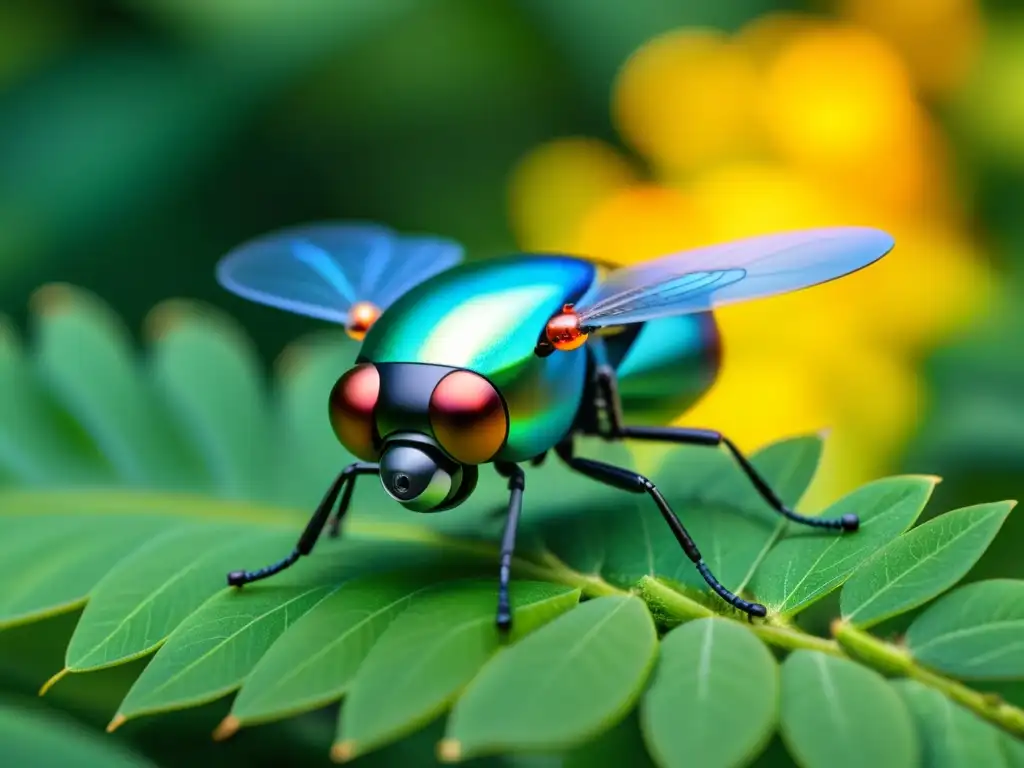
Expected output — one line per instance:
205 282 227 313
507 12 989 506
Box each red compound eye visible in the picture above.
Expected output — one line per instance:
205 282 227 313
328 363 380 461
429 370 508 465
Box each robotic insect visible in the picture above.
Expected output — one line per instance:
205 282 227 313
218 222 894 627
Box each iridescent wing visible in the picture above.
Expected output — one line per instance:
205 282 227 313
575 227 895 328
215 222 465 325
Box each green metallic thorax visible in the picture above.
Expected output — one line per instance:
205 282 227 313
359 255 595 462
359 254 721 461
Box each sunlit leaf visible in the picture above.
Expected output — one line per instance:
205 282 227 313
906 579 1024 680
779 651 918 768
0 699 155 767
841 502 1014 628
335 580 581 760
0 513 177 629
443 595 657 760
641 618 778 768
65 525 294 672
750 476 938 615
894 679 1008 768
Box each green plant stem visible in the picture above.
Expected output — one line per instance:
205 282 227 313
834 620 1024 738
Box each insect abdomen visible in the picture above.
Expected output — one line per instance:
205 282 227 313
606 312 720 425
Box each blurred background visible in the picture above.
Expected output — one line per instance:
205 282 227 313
1 0 1023 762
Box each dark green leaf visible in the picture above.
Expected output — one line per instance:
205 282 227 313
0 513 176 629
335 580 581 760
0 699 156 767
780 650 918 768
906 579 1024 680
147 302 271 499
841 502 1014 628
443 595 657 760
30 286 204 490
894 679 1008 767
564 710 655 768
641 618 778 768
230 571 443 726
749 476 938 615
65 525 295 672
601 435 823 595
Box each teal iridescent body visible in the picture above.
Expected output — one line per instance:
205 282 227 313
359 254 720 462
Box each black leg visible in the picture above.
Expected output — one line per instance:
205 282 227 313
328 472 359 538
592 366 858 533
227 462 379 587
493 461 526 632
555 440 766 619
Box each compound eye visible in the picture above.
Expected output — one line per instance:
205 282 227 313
429 371 508 465
328 363 380 461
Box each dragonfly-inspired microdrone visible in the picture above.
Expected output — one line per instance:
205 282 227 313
217 222 894 627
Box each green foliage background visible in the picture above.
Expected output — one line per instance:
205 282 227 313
3 1 1024 767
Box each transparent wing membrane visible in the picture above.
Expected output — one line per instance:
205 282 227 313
216 222 464 325
577 227 894 328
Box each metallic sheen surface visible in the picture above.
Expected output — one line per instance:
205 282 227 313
361 255 596 460
327 363 380 461
607 312 721 425
429 370 508 464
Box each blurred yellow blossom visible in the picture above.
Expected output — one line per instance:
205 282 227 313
612 29 761 175
836 0 984 98
508 137 638 252
507 12 989 506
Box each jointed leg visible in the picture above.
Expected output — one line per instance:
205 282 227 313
227 462 379 587
592 366 858 533
493 461 526 632
555 440 766 618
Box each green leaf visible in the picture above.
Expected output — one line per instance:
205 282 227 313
599 435 823 595
749 476 938 615
779 650 918 768
64 525 296 672
894 679 1008 767
841 502 1014 628
30 286 204 490
1003 733 1024 768
335 580 581 760
0 699 156 767
146 301 271 499
0 512 177 629
443 595 657 760
906 579 1024 680
0 322 111 485
112 538 488 724
564 710 655 768
230 571 442 727
640 618 778 768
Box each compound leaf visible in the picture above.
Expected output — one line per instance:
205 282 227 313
750 476 938 615
335 580 580 761
841 502 1014 628
443 594 657 760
